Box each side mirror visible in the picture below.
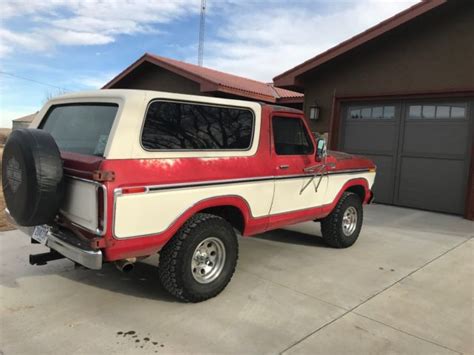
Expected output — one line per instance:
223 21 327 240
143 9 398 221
316 139 327 161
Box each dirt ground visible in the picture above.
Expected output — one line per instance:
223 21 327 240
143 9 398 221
0 128 11 144
0 144 15 231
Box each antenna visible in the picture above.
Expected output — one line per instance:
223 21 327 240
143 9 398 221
198 0 206 66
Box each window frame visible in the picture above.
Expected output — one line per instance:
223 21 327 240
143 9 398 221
271 114 314 156
140 99 256 152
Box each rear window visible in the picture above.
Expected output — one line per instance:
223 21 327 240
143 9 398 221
141 101 254 150
40 104 118 156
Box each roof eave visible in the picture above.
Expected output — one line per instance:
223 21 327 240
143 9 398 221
215 85 277 103
273 0 447 87
103 53 217 90
103 53 303 103
276 96 304 104
102 53 148 89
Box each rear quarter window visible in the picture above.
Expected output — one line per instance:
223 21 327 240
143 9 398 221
141 101 254 150
40 103 118 156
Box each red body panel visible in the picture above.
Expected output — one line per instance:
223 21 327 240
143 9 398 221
62 105 375 262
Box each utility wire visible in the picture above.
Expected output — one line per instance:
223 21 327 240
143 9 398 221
0 71 70 91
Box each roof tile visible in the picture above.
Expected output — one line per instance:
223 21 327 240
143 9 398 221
106 53 303 103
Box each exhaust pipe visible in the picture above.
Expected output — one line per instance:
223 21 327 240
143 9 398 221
115 258 136 273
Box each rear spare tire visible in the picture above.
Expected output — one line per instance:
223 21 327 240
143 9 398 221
2 128 64 226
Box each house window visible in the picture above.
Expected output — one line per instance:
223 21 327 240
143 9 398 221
272 116 313 155
141 101 254 150
349 105 395 119
408 104 467 119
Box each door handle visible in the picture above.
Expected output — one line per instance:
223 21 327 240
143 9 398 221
278 164 290 170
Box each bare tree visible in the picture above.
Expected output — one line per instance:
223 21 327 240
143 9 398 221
43 89 68 104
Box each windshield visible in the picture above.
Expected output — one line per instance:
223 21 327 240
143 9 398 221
40 103 118 156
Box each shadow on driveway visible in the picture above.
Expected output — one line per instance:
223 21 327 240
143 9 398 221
1 227 327 302
61 258 179 303
252 228 330 248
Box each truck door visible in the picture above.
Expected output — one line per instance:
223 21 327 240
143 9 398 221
269 114 328 225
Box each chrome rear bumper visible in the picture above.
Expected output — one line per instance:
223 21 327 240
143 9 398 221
6 209 102 270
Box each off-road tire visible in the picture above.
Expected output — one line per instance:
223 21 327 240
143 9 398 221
321 192 363 248
158 213 238 302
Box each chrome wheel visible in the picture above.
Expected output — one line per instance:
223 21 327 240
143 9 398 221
191 237 226 284
342 206 358 236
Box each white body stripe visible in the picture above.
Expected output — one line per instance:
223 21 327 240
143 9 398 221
326 172 375 203
271 176 329 214
114 180 274 238
113 172 375 239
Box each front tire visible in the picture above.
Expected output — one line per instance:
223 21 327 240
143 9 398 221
321 192 363 248
158 213 238 302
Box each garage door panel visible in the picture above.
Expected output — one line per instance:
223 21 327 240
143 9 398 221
341 99 471 216
362 155 394 204
403 121 469 157
343 123 397 154
397 157 466 214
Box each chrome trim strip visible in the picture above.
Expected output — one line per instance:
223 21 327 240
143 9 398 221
114 169 371 194
327 168 371 175
147 175 276 192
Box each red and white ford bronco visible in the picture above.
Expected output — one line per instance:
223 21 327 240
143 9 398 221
3 90 375 302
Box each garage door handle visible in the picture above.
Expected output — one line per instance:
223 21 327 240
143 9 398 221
278 165 290 170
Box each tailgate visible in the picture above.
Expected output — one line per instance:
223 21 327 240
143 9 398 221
60 177 101 233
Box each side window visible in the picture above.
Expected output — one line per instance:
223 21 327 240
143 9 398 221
272 116 313 155
141 101 254 150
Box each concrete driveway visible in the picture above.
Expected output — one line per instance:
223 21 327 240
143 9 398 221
1 205 473 354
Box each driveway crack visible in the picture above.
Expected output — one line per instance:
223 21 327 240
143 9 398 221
279 237 471 354
352 313 462 354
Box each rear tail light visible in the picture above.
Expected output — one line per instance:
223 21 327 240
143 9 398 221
121 186 148 194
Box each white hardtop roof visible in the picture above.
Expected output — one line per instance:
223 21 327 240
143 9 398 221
43 89 263 159
53 89 263 108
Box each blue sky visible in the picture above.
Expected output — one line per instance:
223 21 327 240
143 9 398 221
0 0 417 128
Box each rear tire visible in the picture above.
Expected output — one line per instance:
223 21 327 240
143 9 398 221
158 213 238 302
321 192 363 248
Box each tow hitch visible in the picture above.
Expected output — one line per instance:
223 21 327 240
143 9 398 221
29 250 65 266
